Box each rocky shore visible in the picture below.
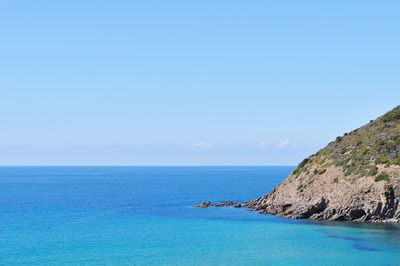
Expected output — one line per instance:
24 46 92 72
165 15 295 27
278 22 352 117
245 165 400 223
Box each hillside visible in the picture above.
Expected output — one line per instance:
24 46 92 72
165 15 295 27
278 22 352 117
246 106 400 222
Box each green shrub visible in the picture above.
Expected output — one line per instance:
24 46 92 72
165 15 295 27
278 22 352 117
382 108 400 122
293 167 302 176
322 162 333 168
293 158 311 176
375 157 389 165
358 169 368 177
342 164 356 176
368 166 378 176
298 158 309 168
317 168 327 175
392 158 400 165
375 171 390 182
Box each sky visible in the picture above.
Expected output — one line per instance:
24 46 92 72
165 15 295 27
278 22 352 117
1 1 400 165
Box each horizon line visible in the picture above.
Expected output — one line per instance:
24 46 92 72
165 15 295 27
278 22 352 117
0 165 296 167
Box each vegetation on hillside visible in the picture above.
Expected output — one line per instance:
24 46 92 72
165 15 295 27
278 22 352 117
292 106 400 180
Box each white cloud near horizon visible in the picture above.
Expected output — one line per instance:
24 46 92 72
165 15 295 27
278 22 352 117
192 142 215 149
256 140 294 149
278 140 292 148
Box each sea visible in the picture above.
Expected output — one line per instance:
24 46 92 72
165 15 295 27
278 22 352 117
0 166 399 265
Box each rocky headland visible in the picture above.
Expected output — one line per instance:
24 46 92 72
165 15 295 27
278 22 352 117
196 106 400 223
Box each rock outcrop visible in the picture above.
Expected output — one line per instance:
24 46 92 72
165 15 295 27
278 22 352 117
194 201 242 208
246 106 400 223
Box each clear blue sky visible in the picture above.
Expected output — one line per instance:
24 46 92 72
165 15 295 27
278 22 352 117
1 1 399 165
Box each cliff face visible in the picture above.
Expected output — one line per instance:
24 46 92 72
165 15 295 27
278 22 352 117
246 106 400 222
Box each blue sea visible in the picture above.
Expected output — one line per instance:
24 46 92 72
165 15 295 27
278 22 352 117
0 166 399 265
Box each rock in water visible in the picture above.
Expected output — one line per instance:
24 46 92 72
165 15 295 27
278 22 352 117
194 202 212 208
193 201 242 208
246 106 400 223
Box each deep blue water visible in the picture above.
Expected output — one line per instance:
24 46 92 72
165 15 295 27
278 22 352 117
0 166 399 265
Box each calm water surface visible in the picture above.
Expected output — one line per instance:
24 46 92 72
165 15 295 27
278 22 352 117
0 166 399 265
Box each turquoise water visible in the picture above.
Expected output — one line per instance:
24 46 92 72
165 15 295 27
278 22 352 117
0 167 399 265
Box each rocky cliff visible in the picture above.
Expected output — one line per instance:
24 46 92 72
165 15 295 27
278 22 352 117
246 106 400 222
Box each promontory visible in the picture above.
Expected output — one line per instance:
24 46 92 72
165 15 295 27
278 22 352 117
246 105 400 222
